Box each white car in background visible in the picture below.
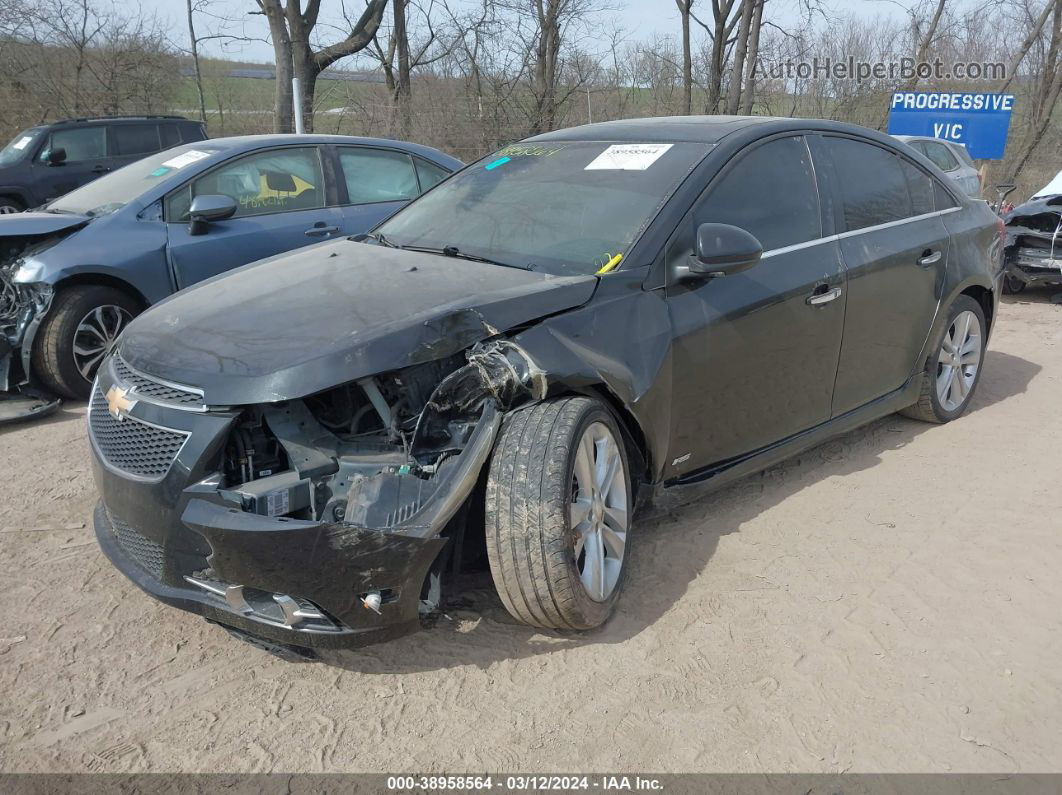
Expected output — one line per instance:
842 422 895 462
893 135 982 198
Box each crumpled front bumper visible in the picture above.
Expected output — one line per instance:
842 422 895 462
93 497 448 649
89 351 503 650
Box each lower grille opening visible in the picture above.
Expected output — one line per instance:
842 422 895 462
110 513 165 579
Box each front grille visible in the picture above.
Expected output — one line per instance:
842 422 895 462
89 387 188 479
113 356 204 408
110 513 165 579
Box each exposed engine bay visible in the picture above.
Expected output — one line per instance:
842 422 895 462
217 341 545 534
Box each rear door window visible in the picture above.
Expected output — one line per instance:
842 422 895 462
40 126 105 163
338 147 419 204
691 136 821 252
159 124 182 148
110 123 161 157
922 142 960 172
166 147 325 221
824 137 914 232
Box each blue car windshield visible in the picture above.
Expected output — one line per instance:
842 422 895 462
46 145 221 217
0 128 42 167
375 141 710 275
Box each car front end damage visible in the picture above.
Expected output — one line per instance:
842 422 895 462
1 213 88 421
89 341 546 649
1003 196 1062 289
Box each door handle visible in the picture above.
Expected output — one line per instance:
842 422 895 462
806 286 842 306
90 165 108 173
304 224 339 237
918 249 942 267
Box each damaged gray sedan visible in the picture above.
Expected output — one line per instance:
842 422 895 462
90 116 1001 650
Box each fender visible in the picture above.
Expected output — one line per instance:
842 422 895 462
508 269 673 485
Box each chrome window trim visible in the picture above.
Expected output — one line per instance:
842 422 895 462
759 206 962 259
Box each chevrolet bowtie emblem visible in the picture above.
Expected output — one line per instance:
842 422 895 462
105 385 136 420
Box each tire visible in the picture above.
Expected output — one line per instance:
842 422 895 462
900 295 987 424
485 397 632 631
1002 274 1026 295
0 196 24 214
32 286 139 399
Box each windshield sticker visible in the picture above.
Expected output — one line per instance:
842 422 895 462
585 143 673 171
485 156 511 171
496 143 566 158
161 150 212 169
149 167 171 177
12 136 33 150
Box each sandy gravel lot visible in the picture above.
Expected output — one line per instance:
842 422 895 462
1 293 1060 774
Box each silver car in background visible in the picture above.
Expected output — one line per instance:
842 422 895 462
893 135 982 198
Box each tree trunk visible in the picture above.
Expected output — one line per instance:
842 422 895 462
739 0 763 115
185 0 207 124
726 0 754 115
393 0 412 138
676 0 692 115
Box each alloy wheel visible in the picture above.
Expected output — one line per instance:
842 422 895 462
570 421 628 602
936 309 982 412
0 204 20 214
72 304 132 382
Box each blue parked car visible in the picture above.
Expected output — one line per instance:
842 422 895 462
0 134 461 399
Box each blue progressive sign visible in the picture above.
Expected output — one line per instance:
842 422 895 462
887 92 1014 160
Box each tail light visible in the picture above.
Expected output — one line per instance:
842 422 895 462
996 216 1006 243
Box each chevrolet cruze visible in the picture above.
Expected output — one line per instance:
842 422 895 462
88 116 1003 651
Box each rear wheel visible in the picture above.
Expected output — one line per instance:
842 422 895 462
33 286 139 399
901 295 986 424
485 397 632 631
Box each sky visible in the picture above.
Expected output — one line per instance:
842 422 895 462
126 0 907 65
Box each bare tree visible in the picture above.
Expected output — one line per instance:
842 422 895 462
254 0 389 133
185 0 208 123
675 0 693 114
1006 0 1062 182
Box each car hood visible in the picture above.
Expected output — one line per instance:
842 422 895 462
0 211 90 237
120 240 598 405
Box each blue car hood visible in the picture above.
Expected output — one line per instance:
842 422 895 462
0 211 90 237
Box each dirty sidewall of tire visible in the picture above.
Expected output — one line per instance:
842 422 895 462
485 397 633 632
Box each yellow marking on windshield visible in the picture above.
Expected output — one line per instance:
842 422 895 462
596 253 623 274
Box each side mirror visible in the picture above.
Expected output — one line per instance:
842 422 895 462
684 222 763 278
188 194 237 236
45 147 67 166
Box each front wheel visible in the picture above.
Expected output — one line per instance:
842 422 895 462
901 295 986 424
485 397 632 631
32 286 139 399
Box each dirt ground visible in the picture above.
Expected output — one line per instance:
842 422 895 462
1 293 1060 774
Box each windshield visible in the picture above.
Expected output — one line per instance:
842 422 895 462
0 128 43 167
375 141 709 275
47 144 221 217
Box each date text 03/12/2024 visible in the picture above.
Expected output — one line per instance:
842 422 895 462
385 775 665 791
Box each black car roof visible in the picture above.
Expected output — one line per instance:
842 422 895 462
49 115 198 127
526 115 886 145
